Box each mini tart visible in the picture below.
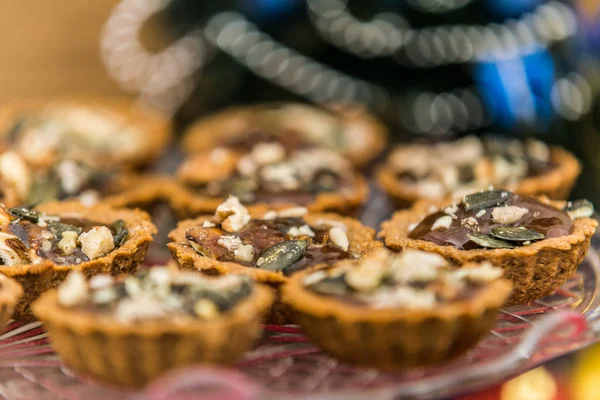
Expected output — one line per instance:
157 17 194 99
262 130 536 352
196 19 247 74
168 197 380 323
379 191 597 305
0 96 171 170
33 268 273 387
169 145 368 218
376 136 581 207
0 274 23 329
181 103 387 168
282 249 512 369
0 151 169 208
0 202 156 318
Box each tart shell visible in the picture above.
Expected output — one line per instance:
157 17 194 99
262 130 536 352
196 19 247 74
379 197 597 305
33 283 273 387
181 103 388 168
168 210 382 323
376 145 581 207
0 96 171 169
0 274 23 330
3 202 156 319
282 264 512 369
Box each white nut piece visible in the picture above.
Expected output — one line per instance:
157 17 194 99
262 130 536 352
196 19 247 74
116 297 167 323
250 142 286 165
217 235 243 252
79 226 115 260
453 262 504 283
194 299 219 319
277 207 308 218
57 231 79 256
202 220 216 228
89 274 114 290
234 244 255 262
58 271 89 307
215 196 251 232
431 215 453 231
329 227 349 252
491 206 529 224
345 259 386 292
391 250 447 284
370 286 437 309
288 224 315 238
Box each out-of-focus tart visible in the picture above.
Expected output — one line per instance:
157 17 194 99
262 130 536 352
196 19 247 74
0 202 155 318
376 136 581 206
168 196 380 323
181 103 387 168
170 144 368 218
282 249 511 369
379 189 597 304
0 96 171 170
0 150 168 208
33 268 273 387
0 274 23 329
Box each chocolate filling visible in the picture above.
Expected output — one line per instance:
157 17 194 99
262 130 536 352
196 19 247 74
187 218 351 276
11 217 122 265
409 195 572 250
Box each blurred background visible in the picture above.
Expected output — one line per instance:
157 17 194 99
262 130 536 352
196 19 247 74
3 1 600 398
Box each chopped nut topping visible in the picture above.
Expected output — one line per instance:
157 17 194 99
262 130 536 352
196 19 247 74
432 215 452 231
79 226 115 260
452 262 504 283
202 220 216 228
277 207 309 218
444 204 459 215
491 206 529 224
89 274 114 290
475 209 486 218
329 227 349 252
215 196 251 232
58 271 88 307
234 244 255 262
57 231 79 256
194 299 219 319
288 225 315 238
217 235 243 252
249 142 286 165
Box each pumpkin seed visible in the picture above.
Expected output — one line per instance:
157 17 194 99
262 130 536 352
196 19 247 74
256 240 308 272
7 207 41 223
27 172 61 204
467 233 515 249
311 169 339 192
308 275 349 295
463 190 511 211
563 199 594 219
48 221 82 238
111 219 129 247
489 227 544 242
187 239 214 258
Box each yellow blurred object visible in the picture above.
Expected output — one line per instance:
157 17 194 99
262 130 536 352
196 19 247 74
572 343 600 400
500 367 557 400
0 1 126 104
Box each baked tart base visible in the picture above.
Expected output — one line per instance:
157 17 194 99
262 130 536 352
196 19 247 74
377 144 581 207
3 202 156 319
379 197 597 305
0 274 22 330
181 103 387 168
282 258 512 369
33 279 273 387
168 205 381 323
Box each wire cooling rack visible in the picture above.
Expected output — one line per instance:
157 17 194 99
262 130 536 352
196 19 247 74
0 240 598 400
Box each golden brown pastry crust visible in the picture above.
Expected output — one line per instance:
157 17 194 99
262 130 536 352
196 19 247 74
282 264 512 369
0 96 171 169
181 103 387 168
0 274 22 330
33 283 273 387
378 197 597 305
376 145 581 207
168 209 381 324
2 202 156 319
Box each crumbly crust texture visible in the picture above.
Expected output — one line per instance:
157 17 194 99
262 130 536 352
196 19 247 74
33 283 273 387
282 263 511 369
379 197 597 305
1 202 156 318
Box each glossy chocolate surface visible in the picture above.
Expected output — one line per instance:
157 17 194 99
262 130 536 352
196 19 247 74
187 218 351 276
409 195 573 250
